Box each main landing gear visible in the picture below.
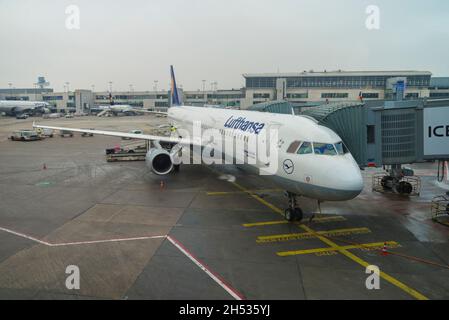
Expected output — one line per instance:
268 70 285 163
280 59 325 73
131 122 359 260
284 192 303 222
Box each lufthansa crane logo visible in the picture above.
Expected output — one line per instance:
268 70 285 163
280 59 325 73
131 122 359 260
283 159 294 174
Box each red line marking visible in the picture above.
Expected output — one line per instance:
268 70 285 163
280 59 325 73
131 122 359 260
167 235 245 300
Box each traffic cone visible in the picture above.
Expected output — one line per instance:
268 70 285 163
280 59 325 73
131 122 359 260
43 163 47 170
381 242 388 256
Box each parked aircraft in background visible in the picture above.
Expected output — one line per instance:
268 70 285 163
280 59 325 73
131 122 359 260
0 100 50 116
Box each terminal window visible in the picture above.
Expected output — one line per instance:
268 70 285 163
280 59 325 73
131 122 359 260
321 93 349 99
362 93 379 99
286 93 308 99
253 93 270 99
367 125 375 144
430 92 449 98
43 96 63 101
405 93 419 99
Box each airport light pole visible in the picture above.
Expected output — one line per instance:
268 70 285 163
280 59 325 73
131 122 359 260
202 80 206 102
129 84 134 105
108 81 113 93
154 80 158 92
210 82 214 103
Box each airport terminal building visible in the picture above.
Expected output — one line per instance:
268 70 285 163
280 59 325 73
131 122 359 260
1 71 449 113
243 70 433 105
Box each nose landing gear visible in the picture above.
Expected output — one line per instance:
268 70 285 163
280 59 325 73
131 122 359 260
284 192 303 222
308 200 322 223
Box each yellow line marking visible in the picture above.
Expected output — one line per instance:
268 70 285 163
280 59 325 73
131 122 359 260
243 220 290 227
230 181 429 301
308 216 347 223
257 227 371 243
277 241 400 256
243 215 346 228
440 221 449 227
300 224 428 300
207 188 282 196
232 182 282 213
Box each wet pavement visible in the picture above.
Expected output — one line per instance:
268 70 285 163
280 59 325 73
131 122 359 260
0 116 448 299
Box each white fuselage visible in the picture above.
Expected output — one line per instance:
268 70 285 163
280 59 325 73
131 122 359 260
168 106 363 201
107 105 133 112
96 105 134 116
0 100 50 114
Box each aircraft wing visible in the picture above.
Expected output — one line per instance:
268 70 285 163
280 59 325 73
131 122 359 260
32 122 197 145
132 109 168 116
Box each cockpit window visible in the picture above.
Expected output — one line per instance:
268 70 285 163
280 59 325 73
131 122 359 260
286 140 301 153
334 141 349 155
297 141 313 154
313 143 337 155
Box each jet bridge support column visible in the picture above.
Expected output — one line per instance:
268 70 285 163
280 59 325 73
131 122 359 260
436 160 449 195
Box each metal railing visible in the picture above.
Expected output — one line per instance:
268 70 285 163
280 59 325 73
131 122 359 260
431 195 449 227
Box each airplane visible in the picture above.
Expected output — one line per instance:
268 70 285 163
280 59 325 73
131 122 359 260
92 104 167 117
33 66 363 222
96 104 138 117
0 100 50 116
94 92 142 117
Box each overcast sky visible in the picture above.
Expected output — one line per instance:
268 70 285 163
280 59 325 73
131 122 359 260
1 0 448 92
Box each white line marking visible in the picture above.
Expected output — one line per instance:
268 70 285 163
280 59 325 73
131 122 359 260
50 235 166 247
0 226 51 246
167 235 244 300
0 226 244 299
0 226 166 247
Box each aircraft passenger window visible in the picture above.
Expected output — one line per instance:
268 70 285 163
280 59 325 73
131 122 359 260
334 142 349 154
313 143 337 155
297 142 313 154
286 141 301 153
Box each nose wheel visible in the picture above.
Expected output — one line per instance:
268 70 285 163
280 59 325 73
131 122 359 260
284 192 303 222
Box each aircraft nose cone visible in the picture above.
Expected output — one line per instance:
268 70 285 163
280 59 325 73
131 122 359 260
324 162 364 200
340 166 364 192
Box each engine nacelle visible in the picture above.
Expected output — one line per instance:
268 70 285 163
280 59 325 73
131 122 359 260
145 148 173 175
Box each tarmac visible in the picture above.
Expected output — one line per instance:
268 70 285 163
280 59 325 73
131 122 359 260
0 115 448 300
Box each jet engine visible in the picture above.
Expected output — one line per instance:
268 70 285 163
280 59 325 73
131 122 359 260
145 148 173 175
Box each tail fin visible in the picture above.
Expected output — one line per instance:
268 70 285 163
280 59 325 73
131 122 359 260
170 65 182 106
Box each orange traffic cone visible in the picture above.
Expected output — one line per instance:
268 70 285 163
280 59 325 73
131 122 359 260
43 163 47 170
381 242 388 256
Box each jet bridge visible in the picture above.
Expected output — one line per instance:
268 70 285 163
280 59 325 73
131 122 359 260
302 99 449 195
249 99 449 195
300 102 366 166
252 99 449 196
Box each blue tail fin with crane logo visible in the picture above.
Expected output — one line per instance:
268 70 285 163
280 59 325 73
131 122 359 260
170 65 182 106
